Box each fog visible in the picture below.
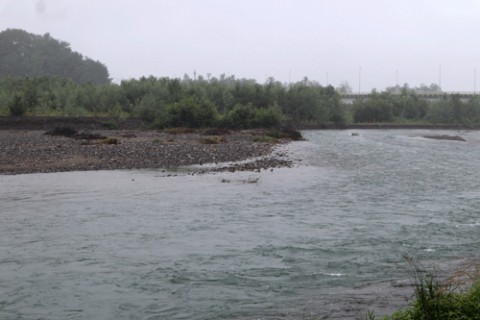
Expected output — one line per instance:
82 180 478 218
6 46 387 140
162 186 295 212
1 0 479 91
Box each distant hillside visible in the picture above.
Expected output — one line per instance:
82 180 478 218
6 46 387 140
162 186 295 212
0 29 110 85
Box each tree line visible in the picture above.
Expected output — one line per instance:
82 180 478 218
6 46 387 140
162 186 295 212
2 29 480 128
2 75 480 128
0 75 343 129
352 86 480 125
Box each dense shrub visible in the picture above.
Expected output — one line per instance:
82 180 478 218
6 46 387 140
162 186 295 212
8 95 26 116
221 105 283 129
426 95 480 124
391 92 429 119
353 94 394 123
154 97 219 128
254 107 285 128
220 105 257 129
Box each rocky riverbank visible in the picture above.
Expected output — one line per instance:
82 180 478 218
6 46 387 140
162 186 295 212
0 128 293 175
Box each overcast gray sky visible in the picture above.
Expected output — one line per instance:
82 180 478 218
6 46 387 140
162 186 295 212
1 0 480 92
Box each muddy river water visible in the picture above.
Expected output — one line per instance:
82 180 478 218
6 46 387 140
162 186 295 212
1 130 479 319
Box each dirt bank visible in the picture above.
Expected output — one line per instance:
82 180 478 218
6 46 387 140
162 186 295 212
0 115 145 131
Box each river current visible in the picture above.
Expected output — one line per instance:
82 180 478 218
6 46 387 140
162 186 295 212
1 130 479 319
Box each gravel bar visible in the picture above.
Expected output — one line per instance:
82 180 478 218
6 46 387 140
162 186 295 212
0 129 293 175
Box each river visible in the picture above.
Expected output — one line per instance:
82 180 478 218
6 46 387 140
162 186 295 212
1 129 479 319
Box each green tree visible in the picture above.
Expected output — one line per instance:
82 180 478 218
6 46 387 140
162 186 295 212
8 94 25 116
390 89 428 120
352 92 394 123
154 97 219 128
0 29 110 84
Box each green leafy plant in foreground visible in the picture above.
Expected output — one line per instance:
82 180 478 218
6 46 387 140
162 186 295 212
382 256 480 320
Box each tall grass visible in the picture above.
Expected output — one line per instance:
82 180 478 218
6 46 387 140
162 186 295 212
382 256 480 320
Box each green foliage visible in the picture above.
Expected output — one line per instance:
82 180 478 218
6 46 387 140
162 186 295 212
384 280 480 320
426 95 480 124
0 29 110 84
222 105 257 129
8 95 26 116
3 31 480 128
253 135 279 143
154 97 218 128
352 89 434 123
9 71 480 127
283 80 342 124
382 258 480 320
0 72 347 127
221 105 284 129
353 92 394 123
357 310 377 320
391 90 429 119
255 106 285 128
349 87 480 125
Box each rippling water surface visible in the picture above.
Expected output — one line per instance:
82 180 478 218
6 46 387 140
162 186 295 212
1 130 480 319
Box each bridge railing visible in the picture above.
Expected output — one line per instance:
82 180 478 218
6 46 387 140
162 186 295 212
340 92 479 99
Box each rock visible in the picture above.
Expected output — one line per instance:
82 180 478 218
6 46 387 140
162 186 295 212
423 135 466 142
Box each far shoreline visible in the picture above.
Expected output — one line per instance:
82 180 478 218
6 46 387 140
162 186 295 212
1 116 479 131
297 123 480 130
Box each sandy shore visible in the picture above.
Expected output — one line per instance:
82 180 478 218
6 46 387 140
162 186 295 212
0 129 292 175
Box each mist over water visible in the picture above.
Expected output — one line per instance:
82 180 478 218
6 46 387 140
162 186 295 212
1 130 479 319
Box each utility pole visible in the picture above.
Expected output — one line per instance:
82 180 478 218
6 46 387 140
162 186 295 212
474 68 477 94
326 72 329 86
358 67 362 94
396 70 399 87
438 65 442 89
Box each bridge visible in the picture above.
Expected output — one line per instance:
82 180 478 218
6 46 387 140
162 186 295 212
340 92 479 104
